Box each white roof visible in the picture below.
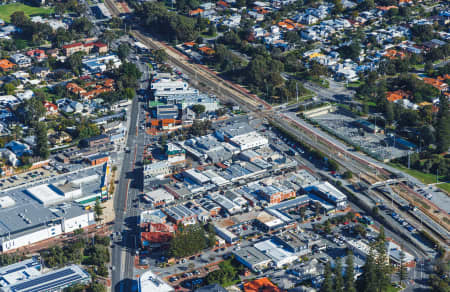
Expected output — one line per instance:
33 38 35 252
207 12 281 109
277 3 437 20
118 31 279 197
26 184 64 206
146 188 174 202
0 196 15 208
139 270 174 292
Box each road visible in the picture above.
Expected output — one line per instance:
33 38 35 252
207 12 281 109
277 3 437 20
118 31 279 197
111 59 149 291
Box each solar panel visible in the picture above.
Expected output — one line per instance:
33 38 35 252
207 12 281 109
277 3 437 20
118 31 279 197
23 274 82 292
11 268 74 291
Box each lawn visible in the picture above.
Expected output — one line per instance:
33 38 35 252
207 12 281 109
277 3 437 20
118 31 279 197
390 163 450 194
0 3 53 23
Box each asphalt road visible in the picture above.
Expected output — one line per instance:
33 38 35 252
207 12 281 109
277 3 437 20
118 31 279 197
111 67 148 291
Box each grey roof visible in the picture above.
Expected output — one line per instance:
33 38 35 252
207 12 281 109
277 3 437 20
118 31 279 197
216 121 254 138
163 204 197 221
0 166 104 239
234 246 271 266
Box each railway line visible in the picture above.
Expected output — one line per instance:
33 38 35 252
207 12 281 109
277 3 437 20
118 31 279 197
104 0 450 249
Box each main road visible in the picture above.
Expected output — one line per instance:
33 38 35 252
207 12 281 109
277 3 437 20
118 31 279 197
111 61 149 292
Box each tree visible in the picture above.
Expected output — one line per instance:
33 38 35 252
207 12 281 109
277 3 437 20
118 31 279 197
3 83 16 95
356 251 377 292
10 11 28 27
334 258 344 292
343 171 353 179
35 122 49 159
436 95 450 153
154 49 168 63
15 97 46 126
94 198 103 222
88 282 106 292
117 43 130 61
385 101 394 125
67 52 85 76
333 0 344 15
191 104 206 115
345 252 357 292
320 262 333 292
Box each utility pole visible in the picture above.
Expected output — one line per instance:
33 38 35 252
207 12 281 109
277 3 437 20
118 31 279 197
296 82 299 103
407 151 411 169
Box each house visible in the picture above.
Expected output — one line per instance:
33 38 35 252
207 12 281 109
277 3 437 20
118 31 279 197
423 77 448 92
31 66 50 78
386 90 411 102
5 141 32 157
26 49 47 61
189 8 204 16
10 54 32 67
43 101 58 115
0 59 15 71
243 278 282 292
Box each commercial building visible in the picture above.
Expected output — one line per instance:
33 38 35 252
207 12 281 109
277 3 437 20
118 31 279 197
165 143 186 166
0 167 105 251
209 193 241 215
229 132 269 151
81 134 110 148
144 161 171 181
0 257 41 288
233 246 272 271
138 270 174 292
140 222 176 249
257 184 296 205
305 182 347 210
162 93 219 112
86 153 109 166
183 169 210 185
163 204 197 225
155 105 179 120
0 265 90 292
143 188 175 208
254 239 298 268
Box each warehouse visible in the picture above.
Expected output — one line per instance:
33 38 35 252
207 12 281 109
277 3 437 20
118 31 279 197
229 132 268 151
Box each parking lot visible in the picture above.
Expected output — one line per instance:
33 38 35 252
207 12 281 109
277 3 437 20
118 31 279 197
0 167 58 189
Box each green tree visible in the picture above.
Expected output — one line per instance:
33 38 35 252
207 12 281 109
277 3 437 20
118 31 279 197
94 198 103 222
356 251 377 292
16 97 46 126
191 104 206 115
154 49 168 63
436 95 450 153
117 43 130 61
335 258 344 292
35 122 49 159
345 251 357 292
385 101 394 125
320 262 334 292
3 83 16 95
67 52 85 76
10 11 28 27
